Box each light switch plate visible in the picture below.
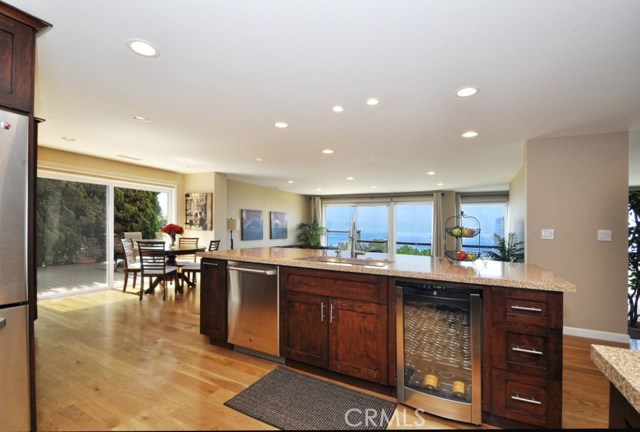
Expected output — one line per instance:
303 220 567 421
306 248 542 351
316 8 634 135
597 229 612 241
541 228 554 240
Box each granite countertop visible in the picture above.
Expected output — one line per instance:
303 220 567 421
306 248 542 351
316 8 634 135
591 344 640 412
198 247 576 293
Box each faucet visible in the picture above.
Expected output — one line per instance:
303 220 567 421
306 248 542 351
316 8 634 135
349 219 366 258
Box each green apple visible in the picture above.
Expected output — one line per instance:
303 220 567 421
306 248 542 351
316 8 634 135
451 227 462 237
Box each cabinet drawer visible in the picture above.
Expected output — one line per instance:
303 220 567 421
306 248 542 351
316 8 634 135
491 369 561 428
491 323 562 379
492 287 563 328
280 266 387 304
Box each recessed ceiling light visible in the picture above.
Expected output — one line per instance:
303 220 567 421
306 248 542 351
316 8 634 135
322 149 335 154
437 182 444 186
346 176 355 181
274 122 288 128
333 106 344 113
456 86 479 97
62 136 76 142
371 186 377 189
254 157 264 162
366 98 379 106
462 131 479 138
287 180 294 184
317 188 322 192
127 39 160 58
426 171 437 176
132 115 150 122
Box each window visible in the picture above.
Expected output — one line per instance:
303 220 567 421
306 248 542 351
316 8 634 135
459 194 508 254
395 202 433 256
323 197 433 255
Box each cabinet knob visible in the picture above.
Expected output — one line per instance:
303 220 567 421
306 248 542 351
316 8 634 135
1 122 11 130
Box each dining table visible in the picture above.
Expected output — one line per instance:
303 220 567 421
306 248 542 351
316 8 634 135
137 241 205 295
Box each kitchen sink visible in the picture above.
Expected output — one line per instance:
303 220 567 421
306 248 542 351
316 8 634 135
297 256 392 268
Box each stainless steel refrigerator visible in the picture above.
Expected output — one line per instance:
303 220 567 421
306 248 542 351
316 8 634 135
0 109 32 431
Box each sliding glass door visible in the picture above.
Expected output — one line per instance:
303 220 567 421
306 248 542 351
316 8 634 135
36 173 173 298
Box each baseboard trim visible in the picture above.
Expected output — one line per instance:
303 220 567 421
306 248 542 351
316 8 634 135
563 326 630 344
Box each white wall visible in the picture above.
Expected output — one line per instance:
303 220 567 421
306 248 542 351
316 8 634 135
183 173 218 249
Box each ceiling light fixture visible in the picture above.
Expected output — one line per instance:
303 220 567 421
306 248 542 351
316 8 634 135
127 39 160 58
274 122 288 128
346 176 355 181
322 149 335 154
456 86 479 97
254 157 264 162
366 98 379 106
287 180 294 184
437 182 444 186
332 106 344 113
132 115 150 122
317 188 322 192
426 171 437 176
462 131 479 138
371 186 377 189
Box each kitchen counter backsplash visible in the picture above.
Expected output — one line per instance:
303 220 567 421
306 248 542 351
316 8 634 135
199 247 576 293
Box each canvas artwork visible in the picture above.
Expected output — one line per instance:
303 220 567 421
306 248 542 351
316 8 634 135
270 211 288 239
184 192 213 231
241 209 263 240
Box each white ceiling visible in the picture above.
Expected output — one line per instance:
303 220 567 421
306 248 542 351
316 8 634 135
12 0 640 195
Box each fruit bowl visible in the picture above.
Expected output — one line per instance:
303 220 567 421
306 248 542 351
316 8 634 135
445 227 480 238
445 250 480 262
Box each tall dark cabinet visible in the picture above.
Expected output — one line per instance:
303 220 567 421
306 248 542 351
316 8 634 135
0 3 50 430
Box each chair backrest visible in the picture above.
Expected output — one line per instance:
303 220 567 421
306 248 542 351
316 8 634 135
137 240 168 274
155 232 164 240
124 231 143 240
178 237 199 262
209 240 221 251
121 238 138 267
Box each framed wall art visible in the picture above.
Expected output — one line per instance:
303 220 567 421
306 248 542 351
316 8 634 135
270 211 288 239
241 209 263 240
184 192 213 231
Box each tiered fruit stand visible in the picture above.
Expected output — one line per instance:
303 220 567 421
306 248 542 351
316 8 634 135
444 211 481 263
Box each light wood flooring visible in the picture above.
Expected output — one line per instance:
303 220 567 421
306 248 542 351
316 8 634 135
34 286 627 430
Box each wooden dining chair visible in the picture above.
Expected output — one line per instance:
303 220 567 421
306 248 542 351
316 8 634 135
136 240 178 301
182 239 220 285
120 238 141 294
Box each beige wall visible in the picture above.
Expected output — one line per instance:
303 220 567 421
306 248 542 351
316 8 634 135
227 180 310 249
525 132 628 336
508 165 525 241
183 173 217 249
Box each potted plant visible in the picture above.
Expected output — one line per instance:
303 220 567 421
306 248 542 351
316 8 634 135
483 232 525 263
296 221 326 247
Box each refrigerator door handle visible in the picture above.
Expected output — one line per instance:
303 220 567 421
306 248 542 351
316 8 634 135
0 317 5 328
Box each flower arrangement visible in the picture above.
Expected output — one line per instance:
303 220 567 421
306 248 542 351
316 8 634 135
161 223 184 246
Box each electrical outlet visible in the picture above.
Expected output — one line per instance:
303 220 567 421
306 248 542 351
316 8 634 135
541 228 554 240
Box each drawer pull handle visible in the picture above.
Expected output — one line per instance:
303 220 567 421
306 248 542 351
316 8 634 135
512 345 543 355
511 394 542 405
511 305 542 313
320 302 325 322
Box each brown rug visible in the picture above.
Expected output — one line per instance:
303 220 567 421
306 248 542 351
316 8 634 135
224 367 397 430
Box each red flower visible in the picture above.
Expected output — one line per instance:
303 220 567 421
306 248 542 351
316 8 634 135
161 223 184 236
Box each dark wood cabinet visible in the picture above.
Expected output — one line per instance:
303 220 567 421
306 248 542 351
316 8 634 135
0 6 48 113
609 383 640 429
280 267 389 385
484 287 563 428
200 259 228 343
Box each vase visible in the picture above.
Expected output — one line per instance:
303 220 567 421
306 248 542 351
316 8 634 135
171 234 176 249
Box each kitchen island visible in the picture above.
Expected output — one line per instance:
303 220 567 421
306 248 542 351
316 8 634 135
198 247 575 428
591 344 640 428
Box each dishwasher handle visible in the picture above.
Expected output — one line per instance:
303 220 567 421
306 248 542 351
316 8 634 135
228 265 277 276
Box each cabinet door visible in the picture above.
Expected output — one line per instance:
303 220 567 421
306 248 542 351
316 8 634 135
200 259 227 342
282 290 328 368
0 14 35 112
329 298 388 384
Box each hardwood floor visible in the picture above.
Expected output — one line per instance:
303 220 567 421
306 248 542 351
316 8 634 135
34 287 626 430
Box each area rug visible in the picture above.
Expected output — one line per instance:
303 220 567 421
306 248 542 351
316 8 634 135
224 367 397 430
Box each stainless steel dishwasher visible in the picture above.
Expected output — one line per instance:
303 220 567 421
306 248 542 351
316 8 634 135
227 261 281 359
